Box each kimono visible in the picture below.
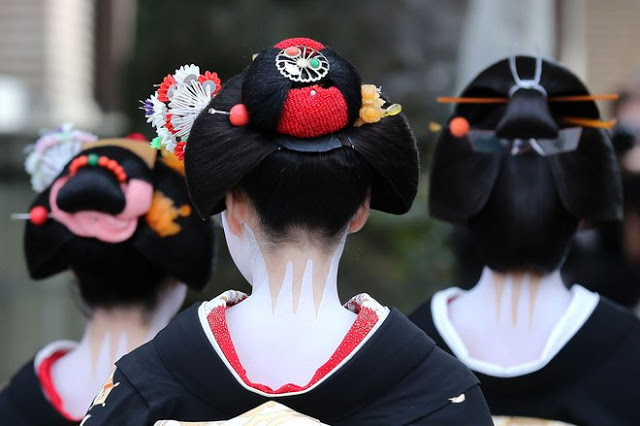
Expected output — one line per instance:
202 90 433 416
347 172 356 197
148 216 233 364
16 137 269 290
81 291 493 425
0 341 80 425
410 286 640 426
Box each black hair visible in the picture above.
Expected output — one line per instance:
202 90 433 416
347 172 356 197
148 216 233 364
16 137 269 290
25 144 215 309
185 41 418 245
242 47 361 134
468 151 579 272
56 146 151 215
64 238 168 308
430 56 621 274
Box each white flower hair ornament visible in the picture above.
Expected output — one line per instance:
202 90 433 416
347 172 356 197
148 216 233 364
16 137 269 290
24 124 98 193
141 65 249 160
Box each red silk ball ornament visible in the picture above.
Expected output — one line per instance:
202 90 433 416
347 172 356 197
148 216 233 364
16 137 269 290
29 206 48 226
449 117 470 138
276 85 349 138
229 104 249 127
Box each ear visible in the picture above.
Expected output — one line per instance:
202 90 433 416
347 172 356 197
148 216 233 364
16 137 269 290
225 191 253 237
349 192 371 233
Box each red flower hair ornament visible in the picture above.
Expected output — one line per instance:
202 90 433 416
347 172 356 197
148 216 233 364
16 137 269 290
141 37 401 159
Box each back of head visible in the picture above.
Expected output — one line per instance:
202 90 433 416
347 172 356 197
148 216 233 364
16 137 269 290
23 132 215 309
429 56 622 273
144 38 419 247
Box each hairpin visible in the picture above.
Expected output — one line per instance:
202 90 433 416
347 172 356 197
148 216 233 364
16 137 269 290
25 124 98 193
437 94 619 104
559 116 617 129
11 206 50 226
69 154 128 183
354 84 402 127
142 65 249 160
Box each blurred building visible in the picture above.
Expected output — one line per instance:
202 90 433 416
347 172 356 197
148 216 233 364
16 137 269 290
457 0 640 102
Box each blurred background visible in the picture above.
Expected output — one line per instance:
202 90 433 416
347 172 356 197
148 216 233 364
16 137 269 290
2 0 640 382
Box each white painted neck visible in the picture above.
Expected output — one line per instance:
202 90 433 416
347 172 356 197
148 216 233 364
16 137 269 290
50 282 186 419
223 214 356 389
448 267 572 367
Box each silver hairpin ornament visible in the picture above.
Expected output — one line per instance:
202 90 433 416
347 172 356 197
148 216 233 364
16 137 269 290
508 45 547 97
275 45 330 83
208 108 230 116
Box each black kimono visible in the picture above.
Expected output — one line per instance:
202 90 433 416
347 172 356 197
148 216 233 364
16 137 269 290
410 293 640 426
81 295 493 425
0 360 77 426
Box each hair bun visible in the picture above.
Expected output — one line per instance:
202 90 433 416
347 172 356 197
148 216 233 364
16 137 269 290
242 37 361 138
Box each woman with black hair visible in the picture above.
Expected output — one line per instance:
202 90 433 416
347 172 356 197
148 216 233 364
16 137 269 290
0 129 215 425
410 55 640 425
82 38 493 425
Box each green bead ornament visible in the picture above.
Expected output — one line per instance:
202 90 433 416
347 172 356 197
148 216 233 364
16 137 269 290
87 153 99 166
309 57 320 69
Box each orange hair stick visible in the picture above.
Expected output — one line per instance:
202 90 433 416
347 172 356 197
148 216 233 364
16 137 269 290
549 94 619 102
559 116 617 129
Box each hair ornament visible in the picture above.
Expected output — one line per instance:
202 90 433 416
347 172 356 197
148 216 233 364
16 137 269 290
143 64 222 155
437 94 620 104
208 103 250 127
448 117 470 138
145 190 192 237
160 149 186 175
275 44 330 83
354 84 402 127
508 47 546 97
25 124 98 193
69 153 128 183
11 206 50 226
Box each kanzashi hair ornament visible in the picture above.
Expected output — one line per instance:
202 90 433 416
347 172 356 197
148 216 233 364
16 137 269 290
508 47 546 97
25 124 98 193
436 94 620 104
69 154 128 183
207 104 250 127
275 45 330 83
142 64 222 155
355 84 402 127
11 206 50 226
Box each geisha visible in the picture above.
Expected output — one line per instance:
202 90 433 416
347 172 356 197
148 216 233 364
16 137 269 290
82 38 493 425
410 55 640 425
0 129 214 425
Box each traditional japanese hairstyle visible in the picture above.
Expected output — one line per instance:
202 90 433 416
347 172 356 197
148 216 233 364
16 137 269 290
429 55 622 272
18 129 215 307
142 37 419 234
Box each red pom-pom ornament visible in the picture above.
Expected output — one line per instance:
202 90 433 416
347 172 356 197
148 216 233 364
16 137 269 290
29 206 49 226
229 104 250 127
449 117 470 138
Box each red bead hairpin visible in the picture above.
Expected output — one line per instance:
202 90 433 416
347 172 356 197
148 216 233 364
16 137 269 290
69 153 128 183
207 103 250 127
11 206 50 226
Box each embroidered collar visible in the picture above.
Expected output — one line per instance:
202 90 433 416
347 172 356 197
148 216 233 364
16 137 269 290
197 290 389 397
34 340 80 421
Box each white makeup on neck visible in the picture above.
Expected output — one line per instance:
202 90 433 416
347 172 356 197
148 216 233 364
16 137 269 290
48 282 187 419
221 211 356 388
447 267 574 367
